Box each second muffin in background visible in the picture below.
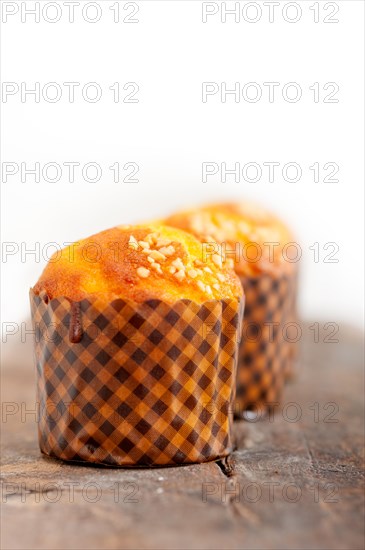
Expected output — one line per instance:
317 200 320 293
165 202 298 416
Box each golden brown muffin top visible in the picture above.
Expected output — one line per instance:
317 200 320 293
164 202 296 277
33 224 243 304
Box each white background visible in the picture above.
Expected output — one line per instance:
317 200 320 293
1 0 364 362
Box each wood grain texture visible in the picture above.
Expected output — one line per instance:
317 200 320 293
1 324 364 550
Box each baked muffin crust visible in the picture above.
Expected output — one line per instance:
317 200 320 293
33 224 243 304
164 202 295 277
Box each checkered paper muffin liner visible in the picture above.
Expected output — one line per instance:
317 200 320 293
235 270 298 416
30 290 244 467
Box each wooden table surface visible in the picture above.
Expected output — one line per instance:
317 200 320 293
1 324 364 550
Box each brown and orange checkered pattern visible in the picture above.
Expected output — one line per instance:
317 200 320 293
30 290 244 467
235 270 298 416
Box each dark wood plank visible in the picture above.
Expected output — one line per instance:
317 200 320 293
1 325 364 549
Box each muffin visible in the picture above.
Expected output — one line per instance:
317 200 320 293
165 202 298 416
31 224 244 466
